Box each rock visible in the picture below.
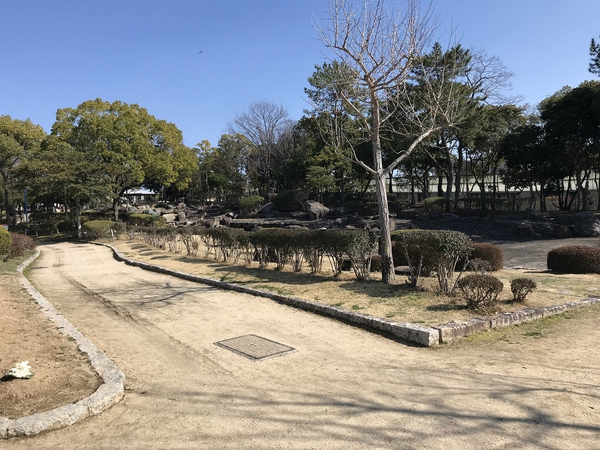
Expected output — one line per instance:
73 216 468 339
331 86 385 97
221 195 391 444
220 216 232 226
305 201 330 220
552 224 572 239
162 213 177 223
260 202 275 214
176 211 187 222
573 212 600 237
204 217 220 228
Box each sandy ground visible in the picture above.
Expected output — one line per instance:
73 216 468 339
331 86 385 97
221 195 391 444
0 274 100 418
3 240 600 449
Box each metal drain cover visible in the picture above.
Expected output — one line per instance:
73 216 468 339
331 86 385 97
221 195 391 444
215 334 295 360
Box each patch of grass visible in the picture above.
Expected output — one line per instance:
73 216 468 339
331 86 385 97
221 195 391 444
0 250 36 275
523 331 542 337
351 304 363 310
254 284 294 296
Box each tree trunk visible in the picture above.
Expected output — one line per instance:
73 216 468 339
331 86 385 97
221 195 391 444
375 170 394 284
370 100 394 284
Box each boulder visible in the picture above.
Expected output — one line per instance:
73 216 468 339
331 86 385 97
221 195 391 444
305 201 330 220
162 213 177 223
260 202 275 214
573 212 600 237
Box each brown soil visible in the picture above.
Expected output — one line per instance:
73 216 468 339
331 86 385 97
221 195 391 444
0 272 101 419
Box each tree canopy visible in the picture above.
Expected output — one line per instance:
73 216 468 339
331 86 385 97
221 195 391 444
50 98 197 220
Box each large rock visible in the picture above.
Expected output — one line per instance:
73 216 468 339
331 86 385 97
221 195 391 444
305 201 330 220
573 212 600 237
260 202 275 214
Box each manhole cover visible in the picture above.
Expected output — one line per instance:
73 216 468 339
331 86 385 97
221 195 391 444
215 334 295 361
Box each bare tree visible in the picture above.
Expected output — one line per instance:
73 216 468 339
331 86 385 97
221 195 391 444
314 0 467 283
230 101 294 195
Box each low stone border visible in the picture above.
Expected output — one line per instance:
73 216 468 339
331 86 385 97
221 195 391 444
1 250 125 439
104 244 439 347
434 297 600 343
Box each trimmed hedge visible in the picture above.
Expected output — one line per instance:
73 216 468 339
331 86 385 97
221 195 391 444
391 229 472 293
126 213 167 228
81 220 125 240
0 227 11 260
547 246 600 274
422 197 448 213
470 243 503 271
238 195 265 213
457 274 504 311
271 189 308 212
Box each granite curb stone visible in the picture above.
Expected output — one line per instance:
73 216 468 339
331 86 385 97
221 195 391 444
1 249 125 439
435 297 600 343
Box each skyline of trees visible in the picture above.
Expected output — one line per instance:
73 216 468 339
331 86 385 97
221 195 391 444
1 20 598 234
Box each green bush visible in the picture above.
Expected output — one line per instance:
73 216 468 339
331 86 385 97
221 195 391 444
470 243 503 271
391 229 472 293
422 197 448 213
510 278 537 302
8 232 36 258
547 246 600 274
457 274 504 311
26 212 63 234
0 227 12 260
271 189 308 212
126 213 167 228
238 195 265 213
81 220 125 240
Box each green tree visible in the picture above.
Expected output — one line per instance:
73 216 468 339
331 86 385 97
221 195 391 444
17 135 110 237
540 81 600 210
51 98 196 220
0 116 45 229
590 35 600 76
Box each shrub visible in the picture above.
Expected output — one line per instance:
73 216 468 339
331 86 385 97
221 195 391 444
238 195 265 213
510 278 537 302
547 246 600 274
370 254 382 272
470 243 503 271
81 220 124 240
271 189 308 212
0 227 12 260
457 274 504 311
468 258 492 274
391 229 435 286
8 232 36 258
126 213 167 228
391 229 472 293
422 197 448 213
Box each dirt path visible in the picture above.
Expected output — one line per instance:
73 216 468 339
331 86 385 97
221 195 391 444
5 241 600 449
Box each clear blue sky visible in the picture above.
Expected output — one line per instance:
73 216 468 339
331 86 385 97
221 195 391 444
1 0 598 148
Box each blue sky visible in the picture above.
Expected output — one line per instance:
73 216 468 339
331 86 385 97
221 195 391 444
1 1 598 148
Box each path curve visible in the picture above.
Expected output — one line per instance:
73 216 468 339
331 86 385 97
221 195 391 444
5 241 600 449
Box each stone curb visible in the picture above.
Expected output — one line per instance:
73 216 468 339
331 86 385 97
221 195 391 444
1 249 125 439
434 297 600 343
102 243 440 347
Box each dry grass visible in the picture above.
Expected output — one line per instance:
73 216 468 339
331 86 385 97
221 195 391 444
109 238 600 327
